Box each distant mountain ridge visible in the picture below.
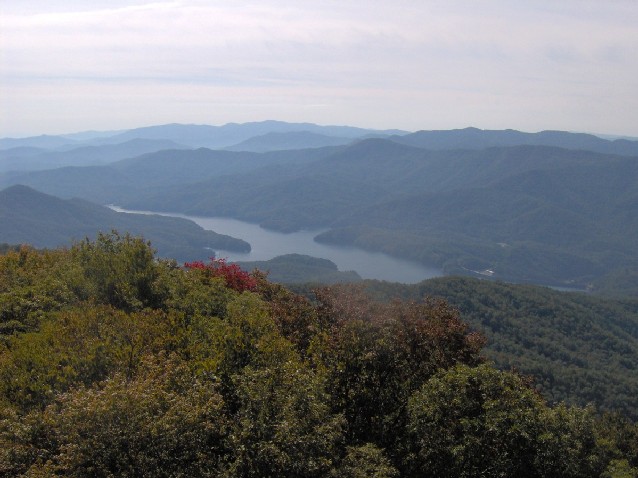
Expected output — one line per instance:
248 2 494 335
0 135 79 150
0 121 407 176
225 131 355 152
0 138 188 173
5 124 638 155
88 120 408 149
393 126 638 156
1 121 409 151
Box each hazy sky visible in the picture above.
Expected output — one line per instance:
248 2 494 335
1 1 637 137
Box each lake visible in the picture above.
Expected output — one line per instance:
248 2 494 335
110 206 442 283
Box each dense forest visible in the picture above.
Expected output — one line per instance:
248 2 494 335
337 278 638 418
1 235 637 477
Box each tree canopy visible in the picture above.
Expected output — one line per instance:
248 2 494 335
0 233 636 476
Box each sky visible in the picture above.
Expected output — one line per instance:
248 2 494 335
1 0 637 138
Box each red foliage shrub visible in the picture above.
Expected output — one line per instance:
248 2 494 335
184 258 257 293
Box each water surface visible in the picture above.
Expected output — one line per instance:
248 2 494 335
110 206 442 283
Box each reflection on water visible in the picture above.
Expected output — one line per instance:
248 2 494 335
109 206 442 284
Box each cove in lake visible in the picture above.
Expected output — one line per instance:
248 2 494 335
109 207 442 284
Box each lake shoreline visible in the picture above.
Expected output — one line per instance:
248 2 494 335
108 205 444 284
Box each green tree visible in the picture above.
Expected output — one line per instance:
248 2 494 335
331 443 399 478
197 293 345 477
406 363 615 478
70 231 167 311
0 355 229 477
0 246 77 338
225 363 344 477
537 404 614 477
0 306 175 411
314 286 484 453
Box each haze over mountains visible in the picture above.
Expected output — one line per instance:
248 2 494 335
0 138 188 173
2 121 638 296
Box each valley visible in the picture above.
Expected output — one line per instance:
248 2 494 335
2 121 638 296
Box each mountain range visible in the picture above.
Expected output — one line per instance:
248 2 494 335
2 122 638 295
392 127 638 156
2 120 405 150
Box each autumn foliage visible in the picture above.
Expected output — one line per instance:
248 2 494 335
184 257 257 292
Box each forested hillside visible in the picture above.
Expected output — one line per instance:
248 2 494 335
0 146 342 205
330 277 638 418
0 185 249 261
235 254 361 284
1 236 637 476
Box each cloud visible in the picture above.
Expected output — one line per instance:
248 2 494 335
1 0 637 136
